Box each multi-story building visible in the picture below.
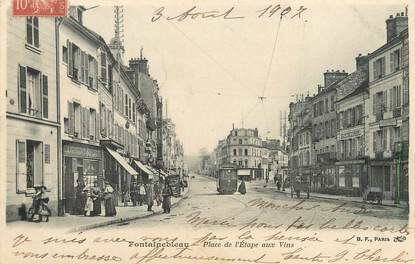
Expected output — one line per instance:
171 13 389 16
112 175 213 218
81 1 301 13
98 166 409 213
311 70 347 192
288 97 313 189
6 13 59 221
335 55 370 196
367 12 408 201
59 7 104 214
226 128 263 179
263 140 288 184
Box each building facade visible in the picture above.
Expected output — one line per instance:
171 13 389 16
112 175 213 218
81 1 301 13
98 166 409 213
367 13 408 201
6 13 59 221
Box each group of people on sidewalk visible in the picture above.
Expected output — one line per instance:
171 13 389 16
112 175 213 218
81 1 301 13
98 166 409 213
72 180 117 217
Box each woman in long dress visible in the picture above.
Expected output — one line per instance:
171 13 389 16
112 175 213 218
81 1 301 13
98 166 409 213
38 186 51 222
238 179 246 195
103 181 117 216
91 181 102 216
72 179 85 215
145 183 154 212
162 182 173 214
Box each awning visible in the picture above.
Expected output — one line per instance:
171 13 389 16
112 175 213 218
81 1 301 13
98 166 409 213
106 147 138 176
134 160 153 175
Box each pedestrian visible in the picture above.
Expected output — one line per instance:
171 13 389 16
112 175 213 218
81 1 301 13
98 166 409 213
265 175 269 184
294 177 301 198
238 179 246 195
153 181 162 206
162 182 173 214
138 183 146 206
180 178 185 192
145 182 154 212
122 182 130 207
130 181 138 206
91 180 102 216
83 185 93 216
72 179 86 215
273 175 277 185
276 179 281 190
103 181 117 217
28 186 41 222
38 186 51 222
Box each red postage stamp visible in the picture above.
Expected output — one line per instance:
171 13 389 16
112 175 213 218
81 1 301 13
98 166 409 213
12 0 67 17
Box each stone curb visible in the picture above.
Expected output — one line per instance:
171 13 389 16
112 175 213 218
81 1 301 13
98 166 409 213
272 189 408 209
68 187 190 233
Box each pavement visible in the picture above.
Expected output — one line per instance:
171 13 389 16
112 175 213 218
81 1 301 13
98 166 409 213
249 179 409 209
7 186 189 233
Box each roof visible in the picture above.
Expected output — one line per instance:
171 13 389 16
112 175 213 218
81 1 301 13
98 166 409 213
337 79 368 103
368 28 408 59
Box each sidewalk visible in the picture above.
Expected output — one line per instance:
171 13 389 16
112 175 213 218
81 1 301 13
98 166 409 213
7 187 189 233
249 180 408 209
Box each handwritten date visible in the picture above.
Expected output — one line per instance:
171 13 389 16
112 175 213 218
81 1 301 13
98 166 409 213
151 5 308 22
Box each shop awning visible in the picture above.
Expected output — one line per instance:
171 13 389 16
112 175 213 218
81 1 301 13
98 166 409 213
134 160 154 175
105 147 138 176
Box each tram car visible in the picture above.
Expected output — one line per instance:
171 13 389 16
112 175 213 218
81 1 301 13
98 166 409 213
216 164 238 194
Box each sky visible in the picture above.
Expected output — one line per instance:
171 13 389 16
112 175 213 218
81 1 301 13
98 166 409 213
82 0 406 155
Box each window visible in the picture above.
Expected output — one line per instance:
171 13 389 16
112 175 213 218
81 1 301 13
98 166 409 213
125 94 128 116
233 149 237 156
239 139 242 144
88 55 98 89
132 102 136 122
330 96 335 111
62 45 68 63
373 57 385 80
74 102 81 137
238 149 242 156
325 98 329 113
128 97 132 119
89 108 97 140
390 49 401 72
16 140 43 193
18 66 48 119
26 17 39 48
100 52 107 83
108 64 113 91
244 149 248 156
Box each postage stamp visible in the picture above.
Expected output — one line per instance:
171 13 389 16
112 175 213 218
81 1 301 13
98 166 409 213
12 0 67 17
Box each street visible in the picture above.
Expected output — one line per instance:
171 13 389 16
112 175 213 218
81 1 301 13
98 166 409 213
99 174 408 231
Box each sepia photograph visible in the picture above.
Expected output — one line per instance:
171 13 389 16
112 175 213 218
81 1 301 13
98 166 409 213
0 0 414 263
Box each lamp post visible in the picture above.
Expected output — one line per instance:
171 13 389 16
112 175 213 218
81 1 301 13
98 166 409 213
394 142 402 205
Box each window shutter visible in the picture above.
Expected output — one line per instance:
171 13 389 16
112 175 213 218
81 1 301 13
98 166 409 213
42 75 48 119
16 140 27 193
33 17 39 48
81 51 85 83
95 111 100 141
389 127 394 150
67 40 73 77
373 61 377 80
77 48 81 82
85 54 90 87
383 91 387 112
86 108 90 139
390 53 394 73
44 144 50 164
68 101 74 135
397 85 401 107
18 65 27 113
94 58 98 90
373 132 377 153
382 128 387 151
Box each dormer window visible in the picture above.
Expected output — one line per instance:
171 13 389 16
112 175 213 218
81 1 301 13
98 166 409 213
69 6 85 25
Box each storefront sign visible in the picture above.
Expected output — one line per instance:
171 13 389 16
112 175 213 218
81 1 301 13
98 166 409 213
339 129 361 140
63 143 101 159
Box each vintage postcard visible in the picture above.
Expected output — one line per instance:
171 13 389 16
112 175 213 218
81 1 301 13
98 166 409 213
0 0 414 263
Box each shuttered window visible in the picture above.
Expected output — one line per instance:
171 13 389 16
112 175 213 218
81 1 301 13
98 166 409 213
44 144 50 164
19 65 27 113
26 17 39 48
42 75 48 119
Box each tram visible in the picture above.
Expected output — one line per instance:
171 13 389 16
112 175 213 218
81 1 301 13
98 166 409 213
216 163 238 194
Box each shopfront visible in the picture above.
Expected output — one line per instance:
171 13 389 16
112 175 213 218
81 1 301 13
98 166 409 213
62 141 102 214
369 159 393 200
336 160 367 196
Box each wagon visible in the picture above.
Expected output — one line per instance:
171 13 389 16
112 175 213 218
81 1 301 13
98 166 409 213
363 187 382 204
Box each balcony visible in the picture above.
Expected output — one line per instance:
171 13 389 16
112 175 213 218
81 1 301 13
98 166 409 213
393 107 401 118
316 152 337 163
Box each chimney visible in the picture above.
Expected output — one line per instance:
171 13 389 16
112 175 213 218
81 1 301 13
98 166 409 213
317 84 323 93
355 53 369 72
386 12 408 42
324 70 348 88
129 48 149 75
69 6 86 25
